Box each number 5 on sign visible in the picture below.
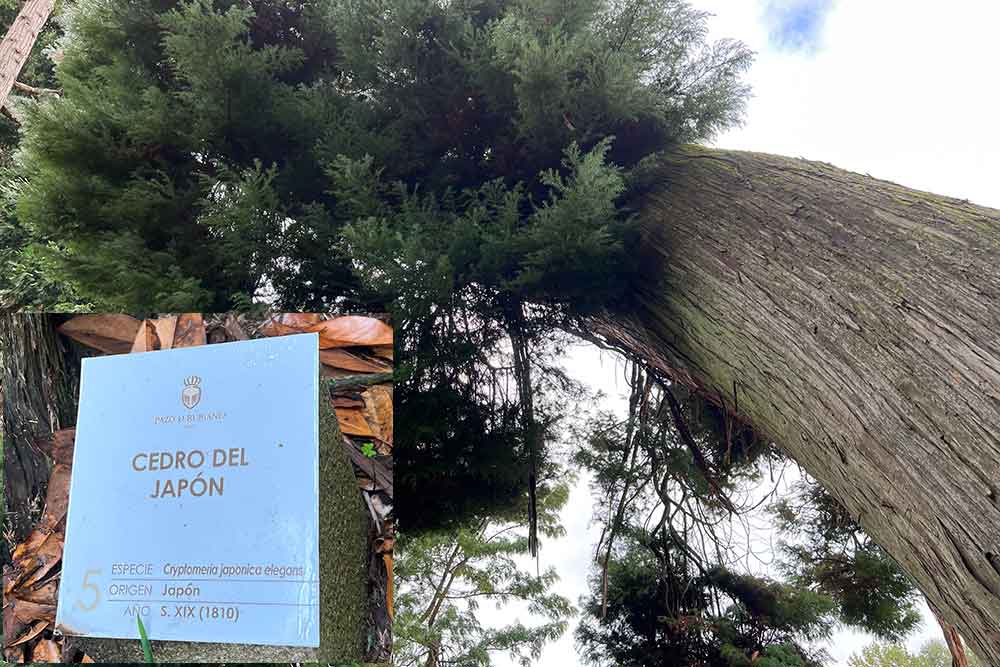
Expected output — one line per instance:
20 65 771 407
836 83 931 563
74 569 102 612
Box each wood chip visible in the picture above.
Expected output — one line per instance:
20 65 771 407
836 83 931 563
173 313 207 347
31 638 60 662
320 349 391 374
153 316 178 350
370 345 393 361
130 319 160 353
263 313 325 333
57 315 141 355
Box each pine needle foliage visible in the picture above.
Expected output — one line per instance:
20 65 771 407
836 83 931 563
10 0 751 527
771 480 921 641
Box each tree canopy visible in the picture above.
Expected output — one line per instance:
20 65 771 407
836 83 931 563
0 0 972 664
571 364 922 667
848 641 983 667
6 0 753 536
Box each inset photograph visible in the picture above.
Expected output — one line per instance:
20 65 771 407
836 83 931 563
1 312 393 663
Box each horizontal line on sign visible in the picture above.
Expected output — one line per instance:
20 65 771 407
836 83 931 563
109 600 319 606
110 578 319 583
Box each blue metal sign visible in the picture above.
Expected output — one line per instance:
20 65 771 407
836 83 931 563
56 333 320 647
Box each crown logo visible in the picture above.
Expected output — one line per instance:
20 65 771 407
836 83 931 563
181 375 202 409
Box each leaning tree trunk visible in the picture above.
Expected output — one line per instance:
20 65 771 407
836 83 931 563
588 145 1000 663
0 0 54 110
0 313 81 563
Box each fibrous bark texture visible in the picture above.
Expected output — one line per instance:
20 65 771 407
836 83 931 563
590 145 1000 662
1 313 81 561
0 0 54 110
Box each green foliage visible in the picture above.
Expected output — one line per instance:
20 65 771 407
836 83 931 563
574 540 831 667
771 480 921 640
6 0 751 530
848 640 983 667
0 0 84 309
395 480 574 667
14 0 358 310
573 372 829 667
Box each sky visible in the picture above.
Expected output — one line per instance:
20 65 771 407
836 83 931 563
480 1 1000 666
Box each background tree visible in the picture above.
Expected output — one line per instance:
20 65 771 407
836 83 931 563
572 363 921 666
395 479 574 667
849 641 983 667
771 480 921 640
6 0 751 538
0 0 76 309
0 0 55 110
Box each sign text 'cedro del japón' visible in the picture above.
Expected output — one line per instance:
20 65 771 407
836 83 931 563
56 333 320 647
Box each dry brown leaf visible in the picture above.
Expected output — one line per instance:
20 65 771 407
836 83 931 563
3 564 19 640
58 315 141 355
10 529 49 566
10 598 56 626
81 654 95 663
8 620 48 647
320 349 391 375
384 552 394 621
9 532 63 593
130 319 160 353
333 397 365 409
335 407 375 437
370 345 393 361
362 384 393 447
174 313 207 347
32 428 75 467
309 316 392 348
13 577 59 606
31 638 60 662
20 533 64 591
39 464 71 532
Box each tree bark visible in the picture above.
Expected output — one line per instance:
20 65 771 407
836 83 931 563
0 314 82 563
932 603 970 667
0 0 54 110
588 145 1000 663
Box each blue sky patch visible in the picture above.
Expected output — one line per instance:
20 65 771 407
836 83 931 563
762 0 835 53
